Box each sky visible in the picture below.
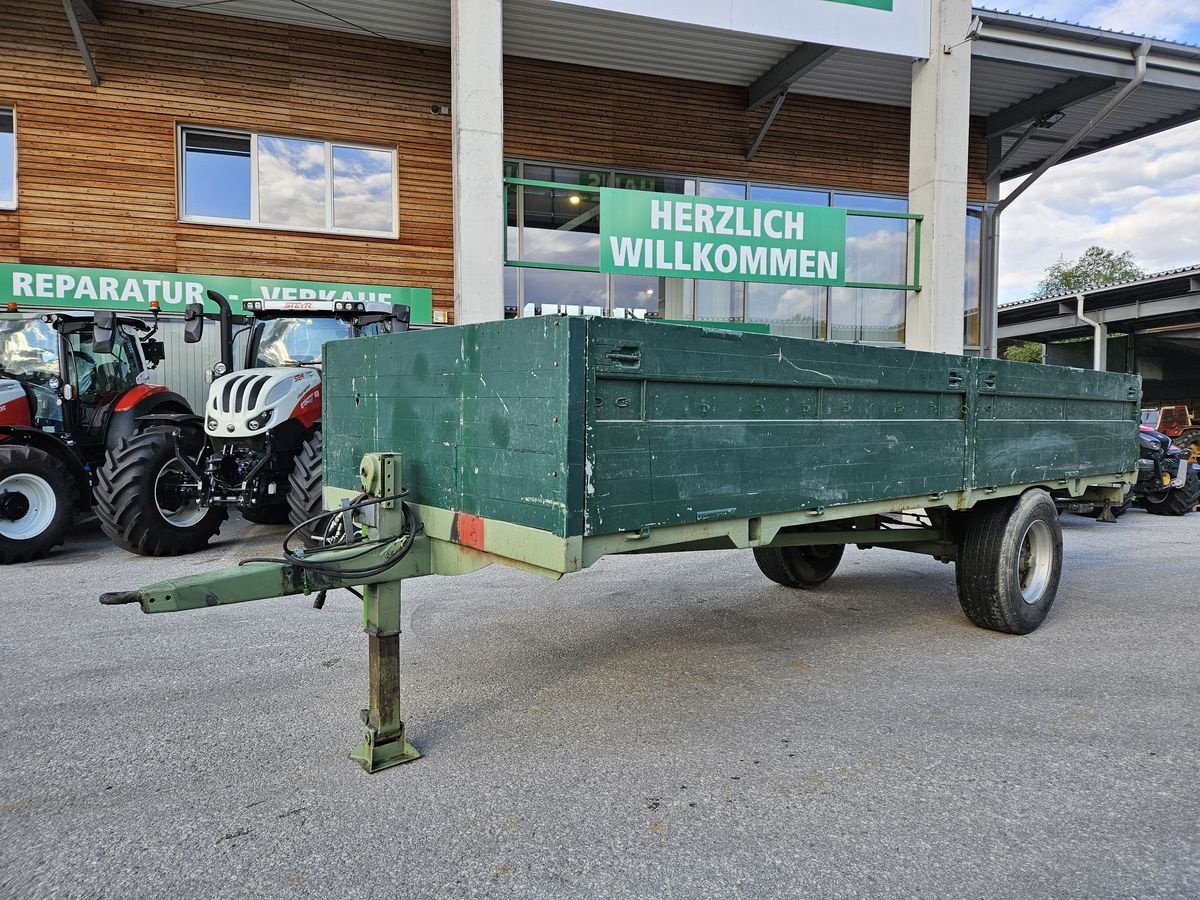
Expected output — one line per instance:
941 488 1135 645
993 2 1200 302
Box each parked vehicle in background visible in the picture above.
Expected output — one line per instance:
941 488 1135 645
94 291 411 556
1142 404 1200 460
1064 424 1199 519
0 306 193 563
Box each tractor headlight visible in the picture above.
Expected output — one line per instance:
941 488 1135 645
213 362 228 377
207 417 218 431
247 409 272 431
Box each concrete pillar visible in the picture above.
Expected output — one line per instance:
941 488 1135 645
451 0 505 324
905 0 972 355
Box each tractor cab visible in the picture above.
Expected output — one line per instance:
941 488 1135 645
0 310 164 447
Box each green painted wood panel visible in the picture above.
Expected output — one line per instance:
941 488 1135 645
584 318 972 534
323 316 585 536
322 317 1139 540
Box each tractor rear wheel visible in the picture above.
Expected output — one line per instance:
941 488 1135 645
0 444 75 564
95 426 227 556
1174 428 1200 460
753 542 845 588
955 489 1062 635
287 431 324 545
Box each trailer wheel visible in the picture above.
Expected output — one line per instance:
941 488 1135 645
1139 468 1200 516
753 543 845 589
95 427 227 556
287 430 324 544
955 489 1062 635
0 444 76 564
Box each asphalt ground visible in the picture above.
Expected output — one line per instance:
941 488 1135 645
1 508 1197 899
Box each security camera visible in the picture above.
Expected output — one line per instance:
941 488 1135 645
430 104 451 116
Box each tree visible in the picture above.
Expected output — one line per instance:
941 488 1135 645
1003 247 1144 363
1034 246 1145 298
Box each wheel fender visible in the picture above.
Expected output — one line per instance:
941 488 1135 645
105 389 195 451
0 426 91 510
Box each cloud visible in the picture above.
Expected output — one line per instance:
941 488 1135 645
999 121 1200 301
982 1 1200 41
991 4 1200 301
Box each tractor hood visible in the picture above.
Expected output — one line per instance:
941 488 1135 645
205 367 321 438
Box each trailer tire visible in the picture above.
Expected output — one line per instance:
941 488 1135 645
95 427 227 556
0 444 76 564
753 543 845 589
955 489 1062 635
288 431 324 544
1139 468 1200 516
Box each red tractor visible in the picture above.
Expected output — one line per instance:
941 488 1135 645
0 307 194 563
1142 404 1200 461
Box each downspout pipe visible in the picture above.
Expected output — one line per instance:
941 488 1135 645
984 42 1150 356
1075 294 1106 370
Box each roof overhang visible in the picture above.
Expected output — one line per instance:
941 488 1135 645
997 268 1200 341
127 1 1200 182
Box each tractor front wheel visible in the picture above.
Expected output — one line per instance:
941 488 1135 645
0 444 75 564
95 427 227 556
287 431 325 545
1139 468 1200 516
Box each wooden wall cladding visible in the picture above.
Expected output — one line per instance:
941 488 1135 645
0 1 988 320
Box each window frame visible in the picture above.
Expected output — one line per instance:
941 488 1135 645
177 125 399 239
0 105 16 210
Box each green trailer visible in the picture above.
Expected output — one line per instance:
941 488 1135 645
102 317 1139 771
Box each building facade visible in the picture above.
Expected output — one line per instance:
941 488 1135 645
3 0 1199 368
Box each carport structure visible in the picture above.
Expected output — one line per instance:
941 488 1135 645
997 266 1200 403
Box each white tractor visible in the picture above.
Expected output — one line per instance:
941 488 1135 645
94 291 409 555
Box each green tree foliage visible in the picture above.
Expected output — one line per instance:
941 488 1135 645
1003 247 1144 363
1000 339 1043 363
1034 246 1145 298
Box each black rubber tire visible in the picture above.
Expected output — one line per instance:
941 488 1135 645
94 427 227 556
0 444 76 564
955 489 1062 635
287 430 324 544
240 503 291 525
753 543 845 588
1139 468 1200 516
1174 428 1200 460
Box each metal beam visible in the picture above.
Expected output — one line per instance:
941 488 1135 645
974 38 1200 92
1003 104 1200 179
746 43 838 110
986 75 1116 138
69 0 99 24
745 91 787 160
61 0 100 86
998 293 1200 340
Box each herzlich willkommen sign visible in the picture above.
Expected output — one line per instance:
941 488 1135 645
600 188 847 286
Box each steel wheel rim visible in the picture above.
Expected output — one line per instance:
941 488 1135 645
1017 518 1054 605
153 460 207 528
0 473 57 541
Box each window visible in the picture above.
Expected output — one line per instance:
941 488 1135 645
179 127 396 237
0 108 15 208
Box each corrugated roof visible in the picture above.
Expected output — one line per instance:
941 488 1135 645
1000 265 1200 308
